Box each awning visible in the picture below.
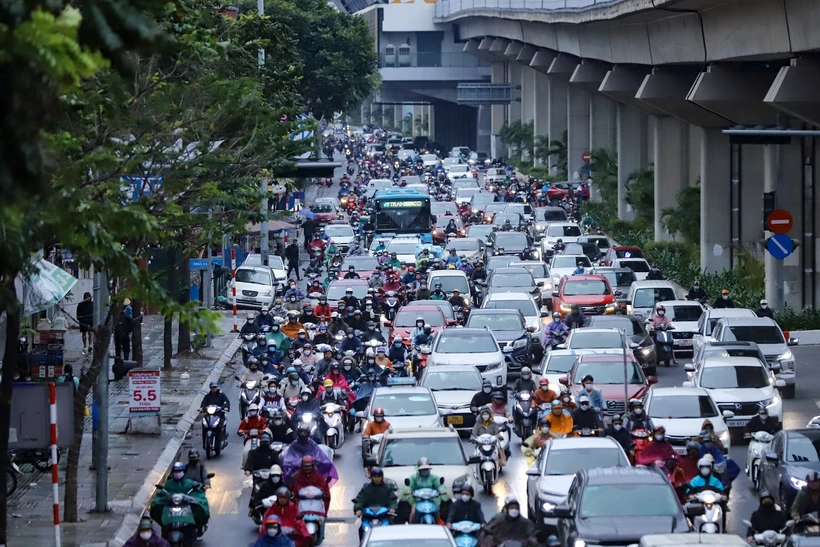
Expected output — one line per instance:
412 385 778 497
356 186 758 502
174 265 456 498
22 259 78 316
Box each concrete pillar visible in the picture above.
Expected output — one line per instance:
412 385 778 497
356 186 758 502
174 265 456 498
412 104 423 137
567 88 590 181
521 67 536 160
534 72 550 165
589 94 617 152
700 128 732 272
509 62 522 125
477 105 491 155
616 103 647 221
548 78 568 173
653 116 689 241
394 105 402 132
491 62 505 158
428 104 436 140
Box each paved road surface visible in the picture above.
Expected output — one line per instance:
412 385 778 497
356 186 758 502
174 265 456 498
196 156 820 545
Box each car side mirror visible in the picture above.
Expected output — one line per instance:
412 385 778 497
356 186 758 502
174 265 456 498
383 321 392 327
682 381 694 388
789 338 799 346
502 346 514 353
775 379 787 388
722 410 735 419
647 375 658 384
365 457 378 468
552 505 574 518
447 320 457 326
526 326 537 333
551 291 559 298
614 290 622 298
684 363 695 373
558 376 568 385
468 455 482 465
629 342 639 349
555 344 566 350
537 281 545 287
526 467 540 476
764 450 778 463
541 311 549 318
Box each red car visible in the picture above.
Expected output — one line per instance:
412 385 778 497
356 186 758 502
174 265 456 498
433 215 465 243
559 353 657 419
551 274 617 317
602 246 645 267
310 203 337 225
384 305 452 343
338 256 380 280
546 182 590 201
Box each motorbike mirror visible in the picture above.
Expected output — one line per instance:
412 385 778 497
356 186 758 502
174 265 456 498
722 410 735 419
525 467 540 476
647 376 658 384
681 381 695 388
541 310 550 318
234 375 241 381
383 321 392 327
558 376 568 385
526 326 537 333
684 363 695 373
742 519 754 529
207 473 215 479
555 344 566 350
365 457 378 468
439 476 445 485
684 503 706 518
629 342 639 349
614 290 623 298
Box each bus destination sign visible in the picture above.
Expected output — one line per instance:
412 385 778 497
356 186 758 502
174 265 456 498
381 200 424 209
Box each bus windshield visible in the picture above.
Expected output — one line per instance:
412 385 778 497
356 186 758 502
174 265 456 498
375 197 432 233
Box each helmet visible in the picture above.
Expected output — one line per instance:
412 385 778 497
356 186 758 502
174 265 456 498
577 395 590 404
460 484 475 495
264 514 281 526
521 366 531 375
260 432 271 442
697 457 713 469
374 408 385 418
276 486 290 498
301 456 314 468
172 462 186 472
248 403 259 412
188 449 200 460
371 466 385 476
491 391 504 400
417 457 433 470
551 399 563 408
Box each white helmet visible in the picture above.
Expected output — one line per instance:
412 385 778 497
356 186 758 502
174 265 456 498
248 403 259 412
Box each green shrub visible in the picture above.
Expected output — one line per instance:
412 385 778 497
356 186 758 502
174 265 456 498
192 333 208 351
776 307 820 331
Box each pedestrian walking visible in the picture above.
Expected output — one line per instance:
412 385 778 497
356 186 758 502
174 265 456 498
285 241 300 281
302 219 315 250
76 291 94 354
114 298 134 360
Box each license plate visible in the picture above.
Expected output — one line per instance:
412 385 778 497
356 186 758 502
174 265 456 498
448 415 463 425
727 419 749 427
674 447 688 455
676 340 693 347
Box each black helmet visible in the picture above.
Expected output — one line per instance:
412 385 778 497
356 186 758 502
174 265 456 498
371 466 385 477
460 484 475 495
275 486 291 498
491 391 504 400
296 422 311 437
188 449 200 461
759 490 774 503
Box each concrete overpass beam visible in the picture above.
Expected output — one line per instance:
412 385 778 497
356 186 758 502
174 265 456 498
616 104 648 221
548 54 579 77
568 84 591 181
516 45 537 66
700 128 732 272
687 65 780 126
504 41 523 62
764 59 820 128
489 38 511 58
530 50 557 74
600 66 665 117
636 69 727 128
653 116 689 241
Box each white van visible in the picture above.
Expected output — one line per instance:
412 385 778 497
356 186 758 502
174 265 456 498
626 280 680 320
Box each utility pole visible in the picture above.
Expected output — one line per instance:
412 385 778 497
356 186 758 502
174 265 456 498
257 0 269 267
93 271 110 512
204 211 213 348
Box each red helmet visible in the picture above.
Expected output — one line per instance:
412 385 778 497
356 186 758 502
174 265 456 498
264 514 281 525
374 408 385 418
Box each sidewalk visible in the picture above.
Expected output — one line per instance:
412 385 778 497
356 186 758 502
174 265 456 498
7 311 241 547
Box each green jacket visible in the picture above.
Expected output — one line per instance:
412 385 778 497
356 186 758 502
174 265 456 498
403 472 447 506
386 259 401 269
163 477 198 495
266 330 291 353
353 481 398 512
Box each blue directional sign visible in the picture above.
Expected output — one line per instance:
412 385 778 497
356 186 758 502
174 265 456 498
767 234 794 259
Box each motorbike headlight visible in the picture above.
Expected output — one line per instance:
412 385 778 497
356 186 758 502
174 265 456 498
790 476 807 489
512 338 528 350
537 225 546 231
541 501 556 513
575 540 586 547
701 493 716 504
641 346 653 356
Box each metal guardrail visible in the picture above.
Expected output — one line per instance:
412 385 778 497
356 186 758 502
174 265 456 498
457 83 512 104
435 0 625 17
379 52 490 68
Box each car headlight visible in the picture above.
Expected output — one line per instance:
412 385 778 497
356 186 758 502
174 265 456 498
575 541 586 547
541 501 556 513
790 476 807 489
261 288 272 296
512 338 528 350
765 396 781 408
559 303 571 313
718 429 730 445
777 351 795 370
485 361 503 371
537 225 546 231
605 304 616 313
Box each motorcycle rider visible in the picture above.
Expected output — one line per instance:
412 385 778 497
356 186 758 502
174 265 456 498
444 248 461 268
291 389 322 437
430 282 447 300
636 426 677 466
523 417 556 459
363 407 393 438
249 466 286 518
241 311 260 337
386 252 401 269
445 219 459 238
184 449 211 489
756 299 776 320
289 456 331 514
687 279 708 302
713 288 736 308
290 329 310 352
313 298 332 321
404 457 448 524
368 268 384 290
345 309 367 332
260 486 308 545
268 322 291 354
344 265 360 279
545 312 569 345
388 336 408 366
253 514 294 547
513 367 537 394
448 288 466 311
470 380 495 412
571 395 604 435
361 321 386 345
244 433 280 475
256 306 275 329
284 295 303 314
604 415 634 457
298 304 320 326
267 410 294 444
414 280 430 300
353 467 398 539
373 346 393 372
339 355 361 384
746 491 788 541
238 403 269 462
685 457 725 497
472 405 507 466
791 472 820 520
312 324 332 347
746 407 782 436
446 484 485 528
649 304 674 330
123 518 169 547
698 431 726 464
341 287 359 310
317 378 345 407
579 374 605 411
625 399 653 432
284 282 305 301
281 312 305 339
680 441 703 482
477 495 538 547
328 312 347 337
199 381 230 440
280 369 308 401
572 261 586 275
553 238 566 253
490 391 510 420
339 327 363 355
532 377 557 407
558 388 576 413
163 461 203 494
564 304 587 330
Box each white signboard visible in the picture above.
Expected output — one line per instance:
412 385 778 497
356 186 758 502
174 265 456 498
128 369 161 415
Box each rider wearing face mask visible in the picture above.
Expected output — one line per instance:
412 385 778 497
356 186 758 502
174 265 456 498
298 305 320 326
279 369 308 401
123 518 168 547
446 485 485 529
478 495 538 547
404 458 448 524
472 406 507 466
564 304 587 330
571 395 604 435
339 327 363 355
636 426 677 466
625 400 652 432
650 304 673 330
580 375 605 410
513 367 537 394
533 378 558 406
747 491 788 541
353 467 398 539
746 408 782 436
290 329 311 352
164 461 200 494
545 400 574 437
388 336 408 365
361 321 386 344
345 310 367 332
267 410 294 444
698 431 726 464
244 433 281 476
685 457 725 497
755 299 776 319
557 388 576 413
284 295 303 314
792 472 820 520
687 279 708 302
713 288 736 308
339 356 362 384
470 380 495 412
604 414 634 456
281 312 305 339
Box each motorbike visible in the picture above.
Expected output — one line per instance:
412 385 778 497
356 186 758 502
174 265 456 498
687 490 725 533
241 333 256 366
574 427 601 438
6 452 22 496
451 521 482 547
493 416 511 458
452 305 465 325
383 292 401 322
201 405 228 459
746 430 774 489
744 520 790 547
361 432 384 465
651 323 676 367
544 330 567 350
792 513 820 534
405 476 445 525
297 485 327 545
631 429 650 465
512 391 535 440
242 428 263 467
472 433 500 493
150 483 211 547
321 402 345 452
359 506 393 539
238 379 263 420
413 345 432 380
11 447 61 473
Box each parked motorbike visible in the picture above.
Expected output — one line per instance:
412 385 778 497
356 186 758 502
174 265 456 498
513 391 535 440
472 433 500 493
746 430 774 489
6 452 22 496
11 447 61 473
297 485 327 545
451 521 482 547
744 520 790 547
321 402 345 452
201 405 228 459
686 490 726 533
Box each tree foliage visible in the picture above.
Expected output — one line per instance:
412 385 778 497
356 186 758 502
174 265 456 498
624 164 655 231
534 130 567 178
499 120 533 160
588 148 618 206
661 180 701 245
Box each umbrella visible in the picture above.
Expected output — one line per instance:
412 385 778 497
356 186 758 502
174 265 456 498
22 259 78 316
299 209 317 220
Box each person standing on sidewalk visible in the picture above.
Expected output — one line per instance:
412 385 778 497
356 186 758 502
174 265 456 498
76 292 94 354
285 241 300 281
114 298 134 360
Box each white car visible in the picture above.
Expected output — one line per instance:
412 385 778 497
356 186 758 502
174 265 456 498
565 328 625 351
549 255 592 285
442 157 461 172
509 261 553 301
420 365 484 432
683 355 785 429
644 387 733 454
454 187 482 205
323 223 357 255
227 266 277 309
421 154 439 169
659 300 706 353
427 327 507 388
241 253 287 286
611 257 652 281
362 524 457 547
485 167 506 186
538 349 622 392
427 270 471 308
361 385 443 431
691 308 758 355
385 237 423 266
445 237 484 261
446 164 472 182
482 291 549 355
541 222 582 248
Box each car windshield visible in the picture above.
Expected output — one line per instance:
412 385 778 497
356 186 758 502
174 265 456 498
443 158 458 166
422 155 437 162
326 283 367 302
423 370 482 392
486 256 518 270
325 225 354 238
380 436 465 467
372 392 437 418
484 298 538 318
491 272 535 288
457 189 480 198
468 226 493 238
269 256 284 270
493 214 520 227
547 225 581 237
512 263 548 278
580 484 680 518
484 204 507 214
450 165 470 173
575 360 644 384
467 313 523 331
543 354 577 374
786 435 820 463
311 204 333 213
552 256 592 270
235 269 271 285
408 301 454 320
597 271 637 288
488 168 505 176
493 233 528 248
431 202 453 215
342 257 379 271
538 209 567 222
700 365 770 389
648 395 718 419
386 241 418 254
633 288 677 308
620 260 650 272
447 240 479 251
569 331 623 350
436 333 497 353
669 305 703 322
394 310 445 327
724 326 785 344
429 275 469 294
544 448 627 476
563 280 610 296
705 347 762 360
367 541 453 547
589 317 643 336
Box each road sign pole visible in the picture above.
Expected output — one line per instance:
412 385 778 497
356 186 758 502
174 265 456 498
763 145 784 311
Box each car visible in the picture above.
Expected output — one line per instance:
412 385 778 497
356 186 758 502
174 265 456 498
509 261 553 302
399 175 423 186
361 385 444 432
362 523 457 547
709 316 798 398
658 300 706 353
560 353 657 418
586 315 658 375
468 151 489 169
241 253 287 286
469 193 496 210
427 270 471 308
565 327 626 351
406 299 455 322
549 255 592 284
526 437 630 531
482 203 508 223
611 257 652 280
444 237 485 261
554 467 694 547
563 242 601 264
626 280 680 320
589 267 637 313
486 266 544 307
433 216 465 243
431 201 456 216
503 202 534 222
551 274 617 318
602 245 645 267
682 355 785 429
691 308 758 355
451 146 471 158
577 234 612 252
366 144 387 157
541 222 582 249
324 223 357 254
692 341 766 371
227 266 277 309
538 349 622 393
484 167 506 186
639 534 749 547
385 237 422 265
315 196 340 211
643 387 732 455
421 154 440 169
442 157 461 172
546 181 590 201
466 224 494 244
309 203 337 224
452 178 480 190
454 187 482 205
446 164 471 182
339 255 380 279
465 308 535 371
385 305 450 343
491 213 524 231
481 291 549 358
427 327 507 387
396 149 414 162
533 207 569 239
758 429 820 512
420 365 484 431
325 279 369 310
485 231 534 261
485 255 520 272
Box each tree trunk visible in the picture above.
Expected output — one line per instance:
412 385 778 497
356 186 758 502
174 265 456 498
131 300 143 366
0 305 20 545
64 303 117 522
177 246 191 353
163 315 173 370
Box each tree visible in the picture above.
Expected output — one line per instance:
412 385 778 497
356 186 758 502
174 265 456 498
535 130 568 179
661 180 700 244
499 120 534 160
588 148 618 206
624 164 655 231
402 113 413 135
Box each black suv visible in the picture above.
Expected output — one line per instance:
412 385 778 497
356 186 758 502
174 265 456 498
554 467 697 547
